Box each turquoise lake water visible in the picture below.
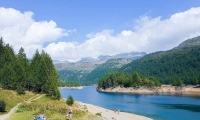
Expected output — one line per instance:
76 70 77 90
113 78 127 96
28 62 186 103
60 86 200 120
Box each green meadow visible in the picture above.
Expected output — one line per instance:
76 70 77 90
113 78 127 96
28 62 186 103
0 89 97 120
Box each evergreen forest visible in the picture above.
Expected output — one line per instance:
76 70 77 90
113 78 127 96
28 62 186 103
0 38 60 99
120 46 200 85
98 36 200 87
98 72 161 89
58 80 81 87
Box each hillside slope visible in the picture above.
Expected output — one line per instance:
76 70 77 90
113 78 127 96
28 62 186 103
120 36 200 84
56 52 146 85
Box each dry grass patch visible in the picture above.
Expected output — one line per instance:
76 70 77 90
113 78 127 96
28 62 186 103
0 89 35 114
9 96 97 120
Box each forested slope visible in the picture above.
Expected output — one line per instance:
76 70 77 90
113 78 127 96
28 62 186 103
120 36 200 84
81 58 130 85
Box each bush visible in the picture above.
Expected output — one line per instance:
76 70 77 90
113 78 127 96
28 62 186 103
0 99 6 112
172 79 183 86
16 87 25 95
198 76 200 86
66 95 74 106
95 113 102 116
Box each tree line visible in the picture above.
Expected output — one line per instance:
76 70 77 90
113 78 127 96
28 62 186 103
0 38 60 99
58 80 81 87
98 72 161 89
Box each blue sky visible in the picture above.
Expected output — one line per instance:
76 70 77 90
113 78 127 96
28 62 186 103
1 0 200 62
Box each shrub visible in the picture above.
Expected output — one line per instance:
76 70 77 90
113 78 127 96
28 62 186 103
0 99 6 112
172 79 183 86
198 76 200 86
16 87 25 95
66 95 74 106
95 113 102 116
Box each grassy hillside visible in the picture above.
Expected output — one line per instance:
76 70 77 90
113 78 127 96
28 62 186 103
0 89 35 114
0 89 97 120
8 96 95 120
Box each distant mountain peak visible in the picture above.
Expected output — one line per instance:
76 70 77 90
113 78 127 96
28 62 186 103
114 52 147 59
97 52 147 61
97 55 112 60
53 60 69 64
176 36 200 49
77 57 96 63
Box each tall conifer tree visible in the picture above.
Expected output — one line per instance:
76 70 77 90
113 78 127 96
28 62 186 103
30 49 41 92
0 38 5 85
41 50 61 99
16 47 30 90
1 44 16 89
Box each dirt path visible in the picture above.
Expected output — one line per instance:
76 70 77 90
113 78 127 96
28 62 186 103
0 103 21 120
0 94 44 120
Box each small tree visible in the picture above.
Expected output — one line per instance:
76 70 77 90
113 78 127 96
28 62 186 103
0 99 6 112
16 86 25 95
66 95 74 106
172 79 183 86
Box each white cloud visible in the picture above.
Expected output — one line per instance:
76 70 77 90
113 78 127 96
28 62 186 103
1 7 200 62
0 7 68 58
121 30 133 36
46 7 200 62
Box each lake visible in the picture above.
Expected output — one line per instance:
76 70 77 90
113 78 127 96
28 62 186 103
60 86 200 120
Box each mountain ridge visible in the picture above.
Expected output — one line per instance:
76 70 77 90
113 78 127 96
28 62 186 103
56 36 200 85
175 36 200 49
120 36 200 84
55 51 147 85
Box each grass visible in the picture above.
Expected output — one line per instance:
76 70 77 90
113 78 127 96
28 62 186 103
8 95 97 120
1 89 98 120
0 89 35 114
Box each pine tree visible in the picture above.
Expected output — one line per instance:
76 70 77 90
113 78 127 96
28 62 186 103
41 50 60 99
16 47 30 91
0 38 5 85
66 95 74 106
1 44 16 89
30 49 42 92
0 38 61 98
1 63 16 89
30 50 61 99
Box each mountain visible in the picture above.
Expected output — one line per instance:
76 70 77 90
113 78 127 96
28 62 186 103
97 52 146 61
55 58 102 83
81 58 133 85
97 55 112 60
55 58 103 72
114 52 146 59
55 52 147 85
175 36 200 49
53 60 69 64
120 36 200 84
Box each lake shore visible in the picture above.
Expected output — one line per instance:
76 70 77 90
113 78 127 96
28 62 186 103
97 85 200 95
59 86 84 90
77 101 152 120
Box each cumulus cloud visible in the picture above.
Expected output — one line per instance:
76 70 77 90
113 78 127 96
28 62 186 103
1 7 200 62
45 7 200 62
0 7 68 58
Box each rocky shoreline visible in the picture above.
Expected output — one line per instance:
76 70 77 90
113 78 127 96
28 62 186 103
96 85 200 95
